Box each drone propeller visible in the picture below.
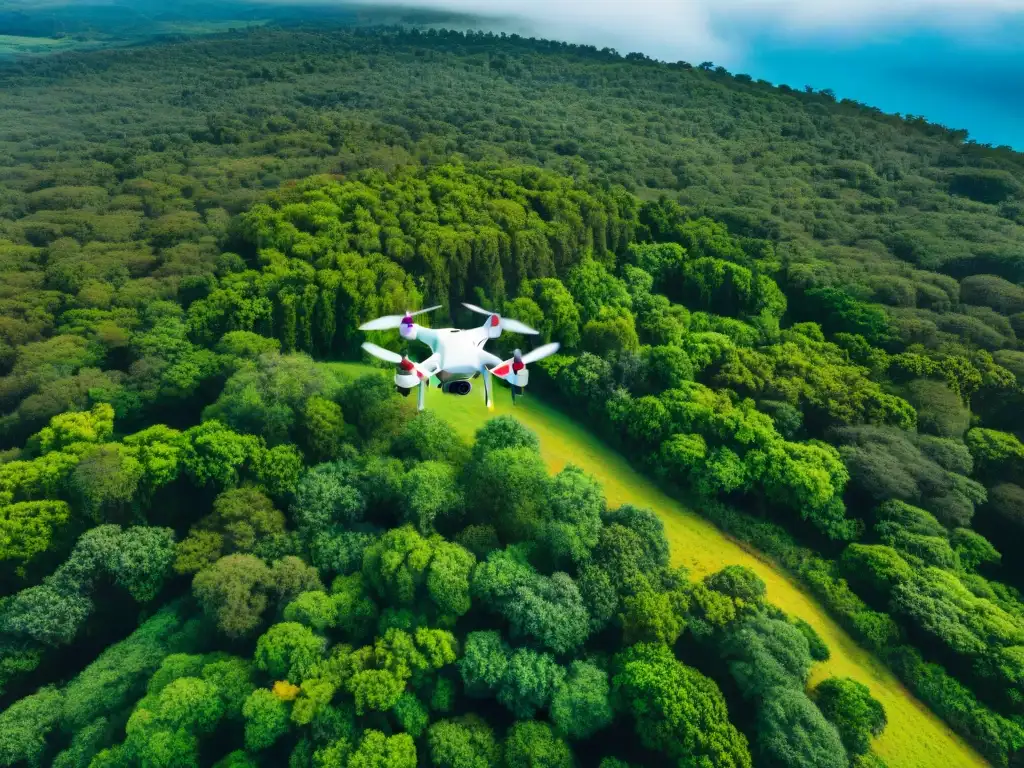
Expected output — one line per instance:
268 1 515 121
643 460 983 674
518 342 561 365
489 342 560 377
359 305 441 332
461 302 538 335
361 342 429 380
361 342 403 364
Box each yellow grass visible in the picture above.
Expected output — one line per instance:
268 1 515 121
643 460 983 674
326 362 988 768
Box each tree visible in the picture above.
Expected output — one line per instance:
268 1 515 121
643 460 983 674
426 715 502 768
203 487 285 553
1 584 92 646
459 631 510 698
704 565 766 610
182 421 263 490
521 279 581 349
155 676 225 733
613 643 751 768
393 410 469 465
269 556 324 605
363 526 474 619
203 352 333 445
470 415 540 460
106 525 176 601
603 505 670 572
300 395 347 462
620 569 690 646
291 460 366 535
581 307 640 356
71 443 144 523
467 447 549 541
254 622 325 682
504 721 574 768
541 464 605 568
643 345 693 392
331 573 380 642
721 615 814 700
393 692 430 738
346 663 404 713
338 374 410 447
402 461 463 534
31 402 114 454
904 379 970 438
814 677 887 756
284 591 337 632
755 688 849 768
242 689 290 751
348 730 416 768
0 500 71 572
952 528 1000 572
967 428 1024 486
550 660 613 740
193 554 274 638
202 657 257 720
497 648 565 718
0 685 62 767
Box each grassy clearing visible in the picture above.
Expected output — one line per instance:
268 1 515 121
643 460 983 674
0 35 82 58
325 361 987 768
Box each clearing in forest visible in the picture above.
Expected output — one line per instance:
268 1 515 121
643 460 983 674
326 361 987 768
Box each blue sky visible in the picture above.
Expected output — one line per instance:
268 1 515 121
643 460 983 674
741 24 1024 148
342 0 1024 149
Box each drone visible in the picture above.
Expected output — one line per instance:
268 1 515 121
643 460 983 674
359 302 560 411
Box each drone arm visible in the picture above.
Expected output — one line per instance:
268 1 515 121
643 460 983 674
478 349 504 368
417 352 442 378
412 327 441 351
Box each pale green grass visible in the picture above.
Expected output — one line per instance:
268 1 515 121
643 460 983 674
326 361 987 768
0 35 81 57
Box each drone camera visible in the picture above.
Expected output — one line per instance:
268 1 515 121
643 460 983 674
442 380 473 396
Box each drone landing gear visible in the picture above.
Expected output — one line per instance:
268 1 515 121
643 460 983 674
396 386 411 397
511 384 523 405
418 380 426 412
483 368 493 409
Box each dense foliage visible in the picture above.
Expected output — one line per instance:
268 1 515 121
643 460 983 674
1 17 1023 768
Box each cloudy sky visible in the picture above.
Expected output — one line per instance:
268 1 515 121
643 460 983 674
345 0 1024 148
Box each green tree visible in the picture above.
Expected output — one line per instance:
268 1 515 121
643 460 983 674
300 395 347 462
0 685 63 767
402 461 463 534
459 631 510 698
497 648 565 719
756 687 849 768
613 643 751 768
193 554 274 638
504 721 574 768
348 730 416 768
550 660 613 740
254 622 325 683
242 689 291 751
71 443 144 523
541 465 605 568
814 677 887 756
426 715 502 768
721 615 814 700
393 410 470 466
291 460 366 535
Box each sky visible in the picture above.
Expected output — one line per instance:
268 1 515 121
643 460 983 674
341 0 1024 149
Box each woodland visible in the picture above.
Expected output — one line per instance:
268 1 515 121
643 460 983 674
0 22 1024 768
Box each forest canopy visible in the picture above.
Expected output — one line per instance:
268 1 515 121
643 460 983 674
0 20 1023 768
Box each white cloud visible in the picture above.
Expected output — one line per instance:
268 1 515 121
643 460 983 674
337 0 1024 65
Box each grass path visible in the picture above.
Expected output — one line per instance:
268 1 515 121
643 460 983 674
327 363 987 767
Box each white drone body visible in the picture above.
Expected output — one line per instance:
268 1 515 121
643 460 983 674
359 303 560 411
